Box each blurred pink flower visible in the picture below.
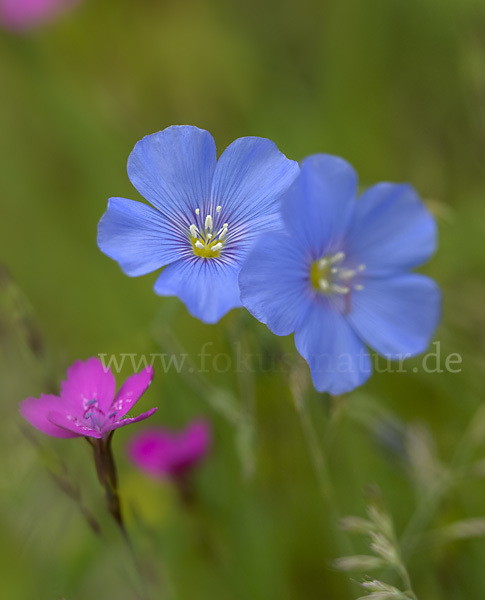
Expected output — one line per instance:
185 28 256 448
127 421 211 479
19 357 157 439
0 0 78 30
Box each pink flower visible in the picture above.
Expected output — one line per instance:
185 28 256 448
127 421 211 479
0 0 78 31
19 357 157 439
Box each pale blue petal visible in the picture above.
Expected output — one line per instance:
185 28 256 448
239 232 313 336
98 198 188 276
211 137 299 236
281 154 358 258
154 258 242 324
347 274 441 358
345 183 437 275
127 126 217 225
294 302 372 395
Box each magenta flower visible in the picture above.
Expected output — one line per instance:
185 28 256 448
0 0 78 31
127 421 211 479
19 357 157 439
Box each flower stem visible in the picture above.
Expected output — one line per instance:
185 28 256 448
288 367 353 560
89 433 124 532
290 375 334 504
88 435 152 599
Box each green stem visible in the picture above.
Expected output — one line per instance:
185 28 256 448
399 476 450 560
399 403 485 560
288 368 353 563
291 381 334 505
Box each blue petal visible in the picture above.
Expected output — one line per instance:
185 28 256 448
239 232 313 336
98 198 188 276
211 136 299 235
154 258 242 324
294 302 372 395
347 274 441 358
127 126 217 224
345 183 437 275
281 154 358 258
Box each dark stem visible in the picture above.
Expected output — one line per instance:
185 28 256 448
87 436 151 599
89 433 125 532
174 472 196 507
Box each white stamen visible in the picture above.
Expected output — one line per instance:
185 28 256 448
190 211 228 257
329 251 345 264
330 283 350 294
339 269 357 280
314 252 367 297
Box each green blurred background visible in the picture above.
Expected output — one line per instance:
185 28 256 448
1 0 485 598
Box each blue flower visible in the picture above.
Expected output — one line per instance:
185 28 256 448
239 154 441 395
98 125 299 323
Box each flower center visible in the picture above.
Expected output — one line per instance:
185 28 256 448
189 206 228 258
310 251 365 295
82 398 106 429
